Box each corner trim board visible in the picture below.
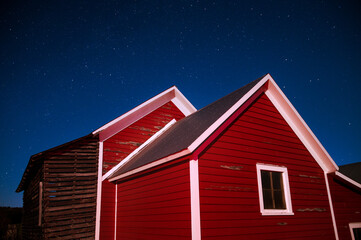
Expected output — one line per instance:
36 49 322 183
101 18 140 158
95 141 103 240
190 159 201 240
114 184 117 240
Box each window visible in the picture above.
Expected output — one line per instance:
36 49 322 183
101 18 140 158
256 164 293 215
350 223 361 240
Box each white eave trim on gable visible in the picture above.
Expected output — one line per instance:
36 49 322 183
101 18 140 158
335 171 361 189
264 77 338 173
103 119 177 181
187 74 269 152
92 86 196 142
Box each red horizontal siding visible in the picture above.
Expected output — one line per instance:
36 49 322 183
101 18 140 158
99 180 115 240
198 93 335 239
116 159 191 239
99 101 185 239
328 174 361 240
103 101 185 174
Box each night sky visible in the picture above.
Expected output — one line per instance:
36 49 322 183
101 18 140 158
1 0 360 207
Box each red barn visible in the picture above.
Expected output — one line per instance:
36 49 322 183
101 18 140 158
17 74 361 240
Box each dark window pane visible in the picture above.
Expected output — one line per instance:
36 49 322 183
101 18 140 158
354 228 361 240
263 189 273 209
273 190 286 209
272 171 283 190
261 170 271 189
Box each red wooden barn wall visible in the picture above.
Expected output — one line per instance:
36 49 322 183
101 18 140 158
328 175 361 240
102 101 185 174
116 158 192 239
99 180 116 240
198 93 336 239
99 101 185 239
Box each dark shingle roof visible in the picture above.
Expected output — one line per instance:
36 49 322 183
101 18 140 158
110 75 266 178
338 162 361 185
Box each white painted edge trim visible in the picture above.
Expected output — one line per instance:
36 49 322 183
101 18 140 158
349 222 361 240
335 171 361 189
265 78 338 173
172 98 192 116
190 159 201 240
256 163 294 216
103 119 177 180
324 172 340 240
95 141 103 240
188 74 270 152
109 149 191 182
93 86 196 135
114 184 117 240
172 87 197 116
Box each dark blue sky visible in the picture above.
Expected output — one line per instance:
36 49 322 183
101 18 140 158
1 0 360 207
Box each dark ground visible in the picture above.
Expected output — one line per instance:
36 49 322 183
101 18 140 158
0 207 22 240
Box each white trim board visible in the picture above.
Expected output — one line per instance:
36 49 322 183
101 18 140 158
95 141 104 240
109 149 191 182
324 172 340 240
190 159 201 240
335 171 361 189
93 86 196 142
103 119 177 180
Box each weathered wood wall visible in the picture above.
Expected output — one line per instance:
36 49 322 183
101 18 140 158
42 135 99 240
22 165 43 240
116 158 192 239
328 175 361 240
198 93 336 239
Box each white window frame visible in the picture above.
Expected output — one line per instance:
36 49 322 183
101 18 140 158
350 222 361 240
256 163 294 216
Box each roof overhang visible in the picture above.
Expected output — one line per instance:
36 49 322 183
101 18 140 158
93 86 196 142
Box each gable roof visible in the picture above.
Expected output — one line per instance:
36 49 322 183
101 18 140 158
108 76 265 179
93 86 197 141
109 74 339 181
335 162 361 188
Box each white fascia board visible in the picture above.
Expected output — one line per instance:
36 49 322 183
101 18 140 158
93 86 196 142
335 171 361 189
103 119 177 181
172 87 197 116
187 74 270 152
109 149 191 182
265 77 338 173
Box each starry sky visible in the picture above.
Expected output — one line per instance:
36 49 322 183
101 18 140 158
1 0 360 207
